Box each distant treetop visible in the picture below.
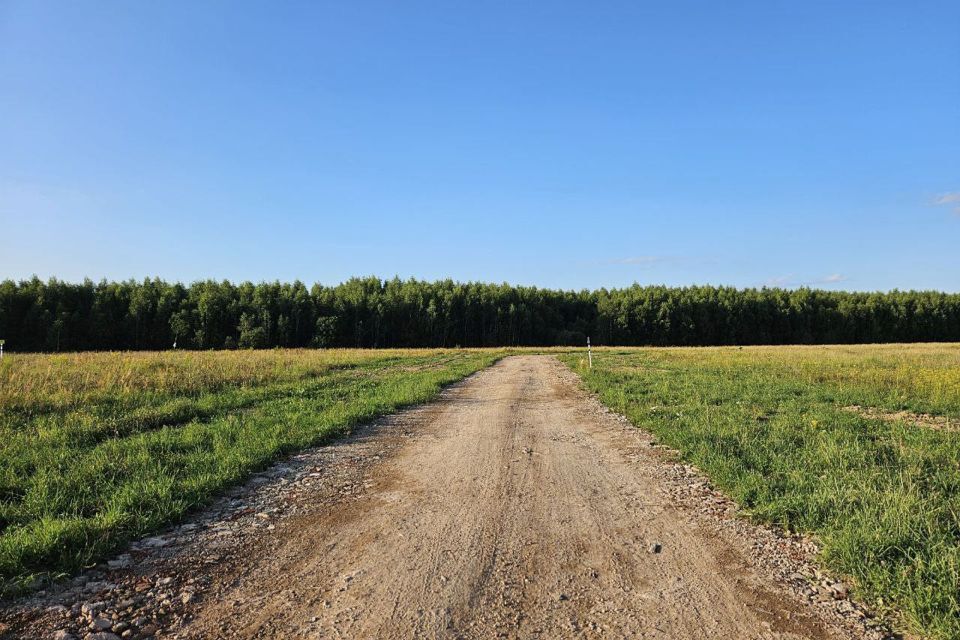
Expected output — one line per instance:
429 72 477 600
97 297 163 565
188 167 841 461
1 276 958 351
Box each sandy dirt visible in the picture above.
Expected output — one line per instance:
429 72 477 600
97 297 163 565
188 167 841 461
175 356 861 639
1 356 890 639
844 404 956 431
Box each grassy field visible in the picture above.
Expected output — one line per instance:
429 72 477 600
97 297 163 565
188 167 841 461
6 344 960 637
561 344 960 639
0 348 501 592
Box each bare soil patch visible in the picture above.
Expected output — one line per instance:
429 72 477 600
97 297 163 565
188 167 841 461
844 405 956 431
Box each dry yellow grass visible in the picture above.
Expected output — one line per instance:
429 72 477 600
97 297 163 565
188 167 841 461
594 343 960 415
0 348 467 411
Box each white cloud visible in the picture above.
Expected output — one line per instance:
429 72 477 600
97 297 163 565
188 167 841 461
608 256 666 266
0 180 105 218
763 274 794 287
933 192 960 205
931 191 960 216
820 273 847 283
762 273 847 287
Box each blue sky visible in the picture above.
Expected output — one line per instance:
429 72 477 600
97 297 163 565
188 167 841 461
1 1 958 291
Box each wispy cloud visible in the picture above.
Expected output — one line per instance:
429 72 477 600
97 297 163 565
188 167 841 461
933 192 960 205
607 256 668 266
0 180 107 219
581 254 717 272
931 191 960 216
820 273 847 283
763 274 795 287
763 273 848 288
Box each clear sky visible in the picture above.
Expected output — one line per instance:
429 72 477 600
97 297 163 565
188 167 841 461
1 1 958 291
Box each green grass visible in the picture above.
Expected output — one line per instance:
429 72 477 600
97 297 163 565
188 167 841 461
0 348 501 592
8 343 960 637
561 344 960 640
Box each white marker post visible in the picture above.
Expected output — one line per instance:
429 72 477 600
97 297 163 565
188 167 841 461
587 336 592 368
0 339 5 360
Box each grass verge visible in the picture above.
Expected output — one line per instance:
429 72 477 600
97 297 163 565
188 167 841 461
0 348 501 593
560 345 960 640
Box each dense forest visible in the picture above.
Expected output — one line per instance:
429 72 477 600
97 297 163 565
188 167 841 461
1 276 959 351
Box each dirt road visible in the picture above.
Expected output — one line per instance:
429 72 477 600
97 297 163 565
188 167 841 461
2 356 884 639
180 356 863 639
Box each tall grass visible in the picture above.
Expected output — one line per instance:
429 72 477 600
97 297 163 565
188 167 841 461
562 344 960 640
0 348 501 592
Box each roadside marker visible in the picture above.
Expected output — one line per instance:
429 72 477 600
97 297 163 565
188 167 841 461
0 339 5 359
587 336 592 368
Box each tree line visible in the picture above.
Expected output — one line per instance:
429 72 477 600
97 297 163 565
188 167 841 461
2 276 959 351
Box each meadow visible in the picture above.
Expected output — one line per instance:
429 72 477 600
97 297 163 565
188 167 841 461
562 344 960 639
0 348 501 592
4 344 960 638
